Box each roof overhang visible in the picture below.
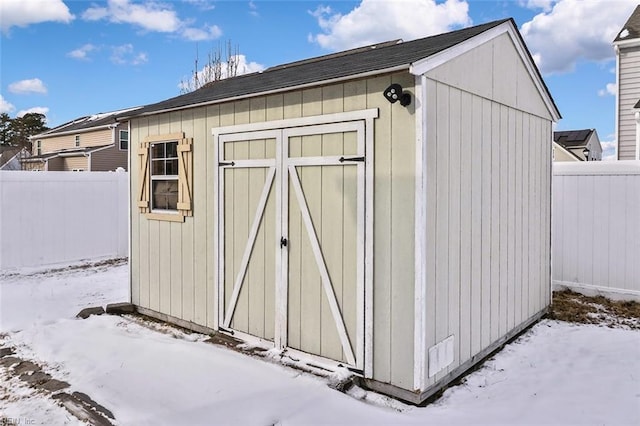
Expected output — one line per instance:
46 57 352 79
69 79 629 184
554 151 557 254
613 38 640 51
409 20 561 122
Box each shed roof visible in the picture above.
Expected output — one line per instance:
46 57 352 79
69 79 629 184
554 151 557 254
553 129 594 148
614 5 640 43
124 18 557 119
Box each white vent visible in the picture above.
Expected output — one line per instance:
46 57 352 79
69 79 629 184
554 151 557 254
428 335 455 377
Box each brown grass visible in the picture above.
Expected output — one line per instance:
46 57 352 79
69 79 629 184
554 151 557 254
550 290 640 329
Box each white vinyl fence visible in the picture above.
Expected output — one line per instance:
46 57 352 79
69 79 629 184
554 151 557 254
552 161 640 301
0 171 128 270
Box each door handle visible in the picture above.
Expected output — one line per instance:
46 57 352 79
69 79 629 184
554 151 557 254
280 237 288 248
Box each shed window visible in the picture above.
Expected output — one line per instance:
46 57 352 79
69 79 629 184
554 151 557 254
75 135 80 147
36 140 41 156
151 141 179 211
119 130 129 150
138 133 192 222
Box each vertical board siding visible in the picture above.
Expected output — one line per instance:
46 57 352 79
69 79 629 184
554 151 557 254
423 79 552 388
552 162 640 297
130 71 415 389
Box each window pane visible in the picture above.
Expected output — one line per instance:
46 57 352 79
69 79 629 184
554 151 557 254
151 143 165 159
166 141 178 158
152 180 178 210
151 159 165 175
165 159 179 175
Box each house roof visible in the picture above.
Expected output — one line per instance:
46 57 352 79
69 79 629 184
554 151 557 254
553 129 594 148
22 144 113 161
123 18 557 119
634 99 640 109
0 147 21 167
614 5 640 43
32 107 140 139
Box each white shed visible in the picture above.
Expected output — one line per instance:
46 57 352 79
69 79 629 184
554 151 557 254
121 18 560 403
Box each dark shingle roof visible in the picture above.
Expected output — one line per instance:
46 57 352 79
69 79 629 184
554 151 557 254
634 99 640 109
614 5 640 42
553 129 594 148
126 19 524 118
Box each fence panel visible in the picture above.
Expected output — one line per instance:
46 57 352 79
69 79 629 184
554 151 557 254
0 171 128 270
552 161 640 300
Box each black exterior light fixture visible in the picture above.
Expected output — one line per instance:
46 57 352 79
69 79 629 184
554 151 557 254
383 83 411 107
582 147 590 161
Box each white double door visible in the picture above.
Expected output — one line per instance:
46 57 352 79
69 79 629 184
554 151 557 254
217 121 366 369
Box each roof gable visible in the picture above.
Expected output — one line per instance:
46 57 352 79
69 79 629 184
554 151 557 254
125 19 513 118
614 5 640 43
411 20 559 121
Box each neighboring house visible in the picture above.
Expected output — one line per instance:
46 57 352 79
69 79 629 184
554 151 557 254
614 5 640 160
553 129 602 161
0 147 29 170
552 142 580 162
120 18 559 404
21 107 139 171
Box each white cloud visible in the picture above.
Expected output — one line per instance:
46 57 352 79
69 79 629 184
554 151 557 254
309 0 471 51
520 0 638 74
8 78 47 95
183 0 216 11
181 25 222 41
0 0 74 34
82 0 223 41
0 95 16 114
598 82 617 97
600 137 617 161
178 54 265 91
67 44 98 60
17 106 49 118
249 1 259 17
82 0 182 33
111 44 148 65
519 0 556 12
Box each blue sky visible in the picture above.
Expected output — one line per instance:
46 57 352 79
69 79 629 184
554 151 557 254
1 0 637 159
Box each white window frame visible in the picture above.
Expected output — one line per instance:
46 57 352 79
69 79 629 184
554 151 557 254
119 130 129 151
150 140 180 214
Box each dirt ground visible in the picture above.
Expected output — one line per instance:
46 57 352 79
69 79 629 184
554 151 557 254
550 290 640 329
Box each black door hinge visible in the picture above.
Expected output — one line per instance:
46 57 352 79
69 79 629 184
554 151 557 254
280 237 288 248
219 161 235 166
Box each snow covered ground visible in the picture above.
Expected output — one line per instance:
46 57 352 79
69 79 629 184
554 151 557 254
1 261 639 425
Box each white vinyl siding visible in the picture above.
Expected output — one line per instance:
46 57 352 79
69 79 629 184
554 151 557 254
618 46 640 159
